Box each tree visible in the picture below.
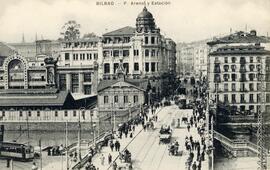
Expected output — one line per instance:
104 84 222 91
82 32 98 39
60 20 81 41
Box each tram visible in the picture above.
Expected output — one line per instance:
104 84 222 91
0 142 34 161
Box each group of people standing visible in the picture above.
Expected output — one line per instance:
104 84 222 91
185 97 208 170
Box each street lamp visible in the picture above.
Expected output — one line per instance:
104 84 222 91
111 102 116 133
128 102 132 121
78 107 85 162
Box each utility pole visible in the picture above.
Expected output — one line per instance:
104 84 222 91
65 121 69 170
257 59 267 170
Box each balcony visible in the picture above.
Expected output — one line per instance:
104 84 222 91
240 59 246 64
240 78 246 82
240 67 246 73
214 68 221 73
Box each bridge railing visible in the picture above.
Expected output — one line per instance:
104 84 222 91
213 130 266 155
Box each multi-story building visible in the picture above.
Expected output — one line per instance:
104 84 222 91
207 30 270 117
59 7 176 98
176 40 209 77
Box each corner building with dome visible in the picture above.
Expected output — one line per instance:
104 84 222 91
60 7 176 99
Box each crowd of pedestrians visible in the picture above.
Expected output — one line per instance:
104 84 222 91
83 103 162 170
184 95 208 170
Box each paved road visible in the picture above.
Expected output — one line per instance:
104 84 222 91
91 105 208 170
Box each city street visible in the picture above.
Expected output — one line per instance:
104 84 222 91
90 104 208 170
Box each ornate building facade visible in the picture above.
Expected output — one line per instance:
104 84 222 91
59 7 176 98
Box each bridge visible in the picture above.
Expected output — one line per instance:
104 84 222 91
213 130 269 157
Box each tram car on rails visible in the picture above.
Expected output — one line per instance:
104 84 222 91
0 142 34 161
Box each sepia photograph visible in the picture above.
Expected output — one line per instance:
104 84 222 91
0 0 270 169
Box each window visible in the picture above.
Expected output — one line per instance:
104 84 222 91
240 94 245 103
114 63 119 73
134 63 139 71
59 74 66 91
231 74 237 81
240 83 245 91
123 63 129 73
250 57 253 63
249 64 255 71
65 53 70 60
231 83 236 91
145 37 148 44
224 94 228 103
64 111 68 117
224 83 228 92
103 51 110 58
267 94 270 103
104 63 110 74
249 83 254 91
151 49 155 57
124 96 128 103
94 53 98 60
223 74 229 81
84 85 92 95
134 95 138 103
257 94 261 102
249 73 254 81
240 105 245 112
257 57 261 63
114 96 118 103
37 111 40 117
123 50 129 57
151 63 156 72
113 50 119 57
1 111 5 117
231 65 236 72
73 111 76 117
145 49 149 57
19 111 23 117
145 63 149 72
231 57 236 63
55 111 58 117
151 37 155 44
133 50 139 56
250 94 254 103
257 83 261 91
223 65 229 72
28 111 31 117
71 74 79 93
224 57 228 63
232 94 236 103
104 96 109 104
84 73 91 82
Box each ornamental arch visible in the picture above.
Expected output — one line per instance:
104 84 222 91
3 54 28 89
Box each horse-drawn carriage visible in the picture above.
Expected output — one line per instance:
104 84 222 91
159 125 172 144
118 149 132 170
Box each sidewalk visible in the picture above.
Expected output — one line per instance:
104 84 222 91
82 107 163 170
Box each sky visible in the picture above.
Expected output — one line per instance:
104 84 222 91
0 0 269 43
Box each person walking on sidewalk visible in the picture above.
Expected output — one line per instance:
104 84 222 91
100 154 105 166
110 140 115 152
108 153 112 165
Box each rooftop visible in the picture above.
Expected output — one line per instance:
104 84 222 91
209 44 270 55
97 78 147 92
207 30 270 46
103 26 136 37
0 89 75 107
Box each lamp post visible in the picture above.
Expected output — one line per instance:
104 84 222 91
78 107 85 162
92 122 96 148
128 102 131 121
